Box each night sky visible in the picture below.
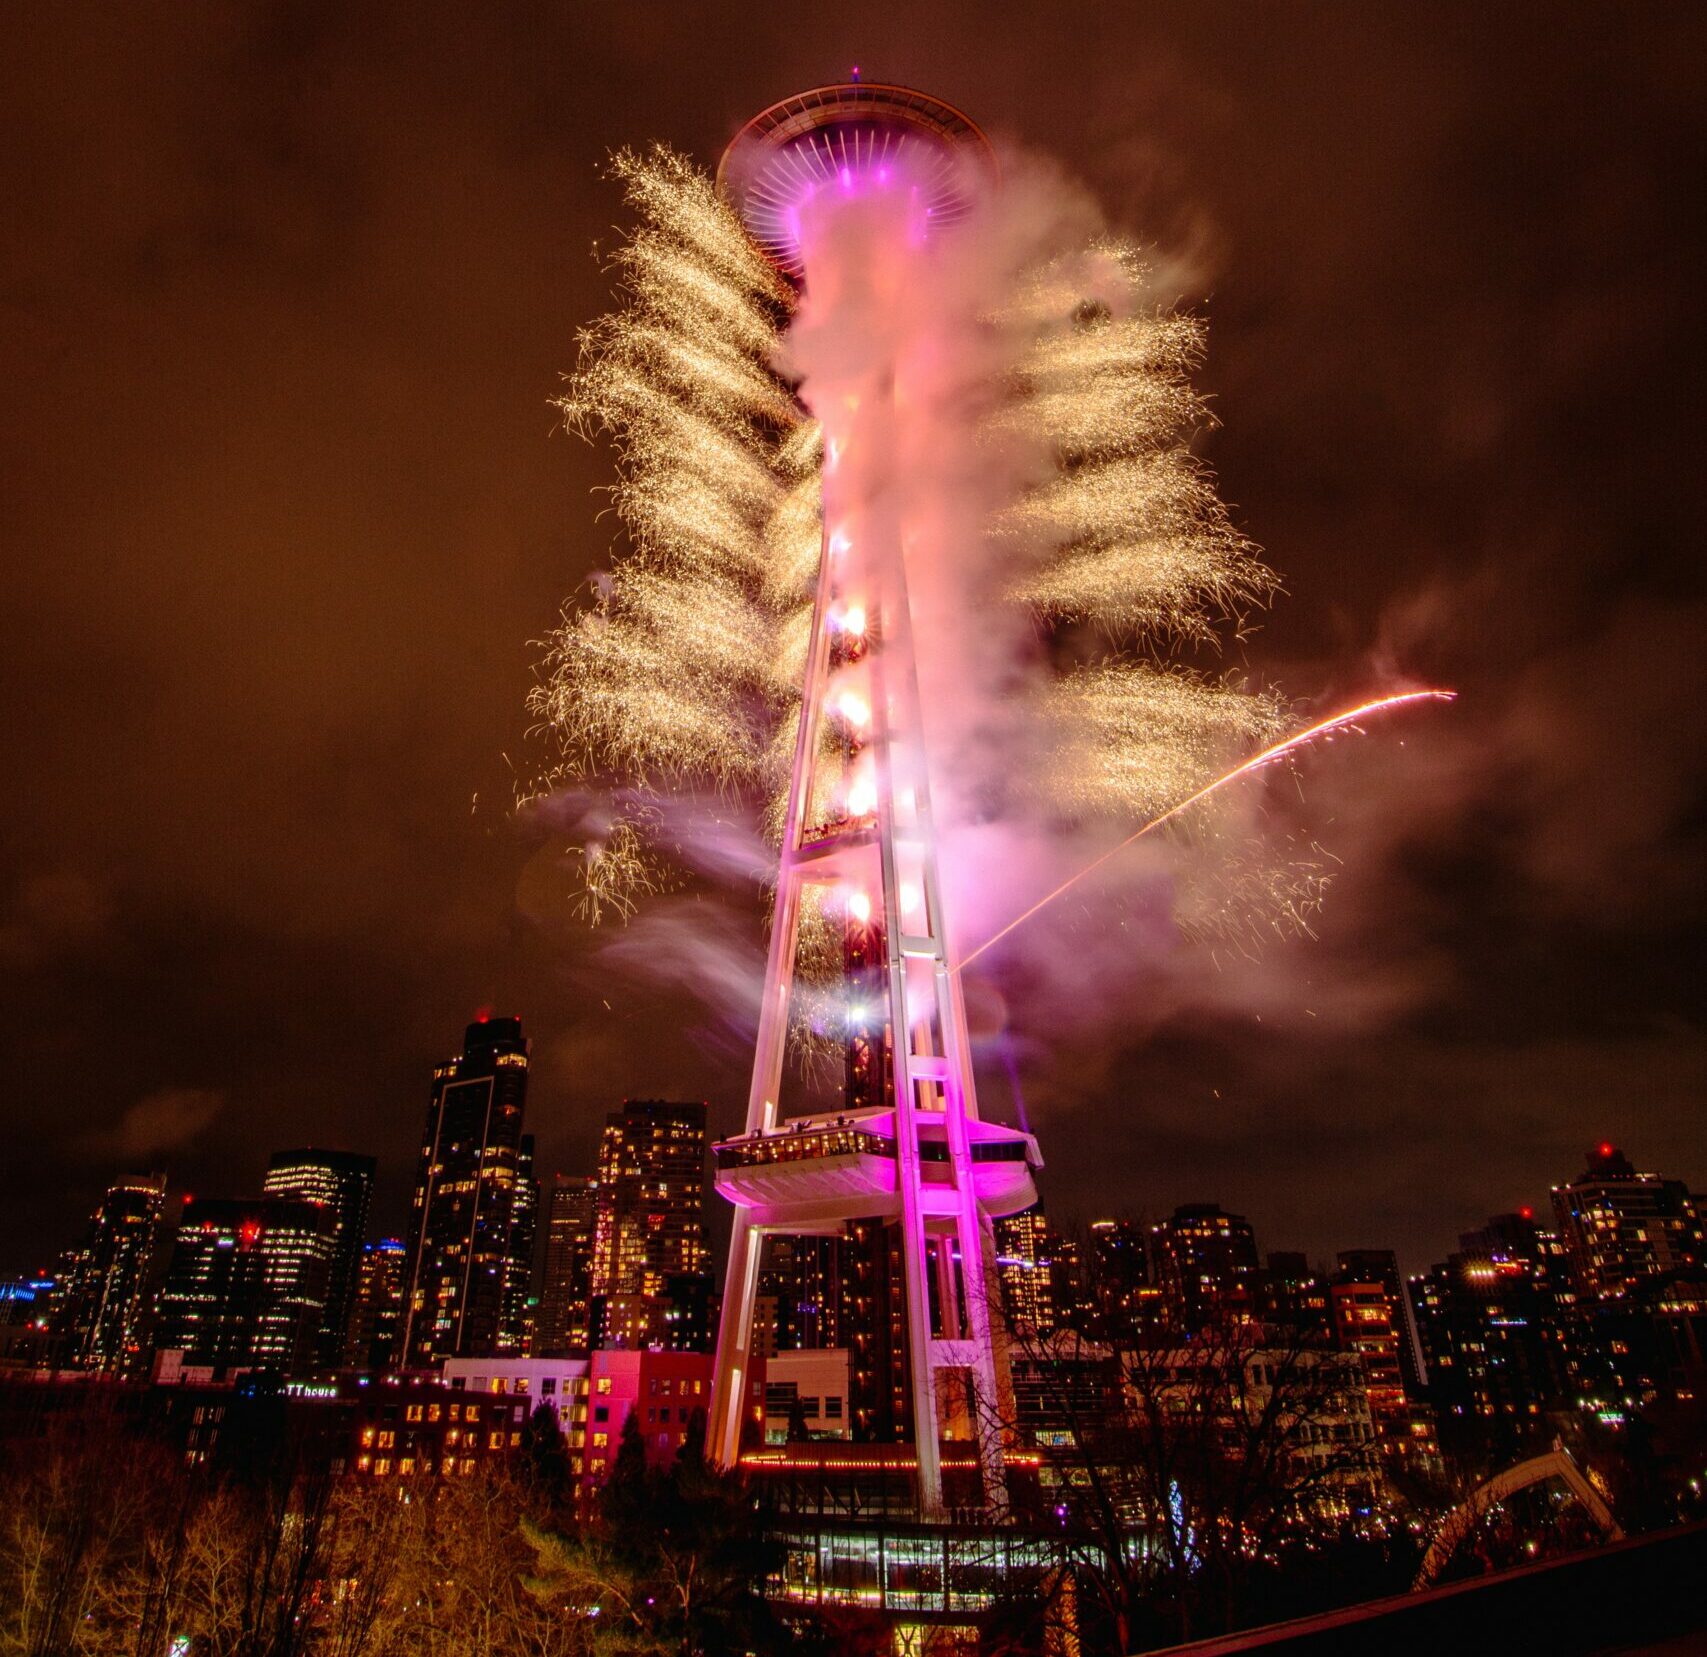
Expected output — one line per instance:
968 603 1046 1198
5 4 1704 1282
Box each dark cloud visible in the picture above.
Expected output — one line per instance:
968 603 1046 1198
2 3 1704 1276
80 1087 227 1164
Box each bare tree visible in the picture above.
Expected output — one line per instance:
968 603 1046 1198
0 1402 176 1657
1119 1322 1378 1636
988 1304 1378 1649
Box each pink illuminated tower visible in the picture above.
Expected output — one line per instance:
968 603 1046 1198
706 85 1042 1519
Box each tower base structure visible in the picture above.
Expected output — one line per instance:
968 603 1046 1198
712 1105 1040 1516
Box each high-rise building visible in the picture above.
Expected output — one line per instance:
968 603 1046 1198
1552 1143 1706 1301
1331 1280 1406 1432
343 1238 407 1371
154 1197 335 1374
1151 1203 1260 1331
1336 1247 1424 1395
1047 1232 1090 1333
401 1016 534 1369
756 1232 845 1354
58 1172 168 1375
839 1217 910 1442
1408 1210 1578 1455
508 1134 540 1353
1082 1218 1161 1342
993 1204 1055 1336
1257 1252 1333 1342
590 1099 710 1351
262 1149 375 1369
1327 1260 1441 1478
535 1174 598 1356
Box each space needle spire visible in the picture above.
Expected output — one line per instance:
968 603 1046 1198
706 84 1041 1518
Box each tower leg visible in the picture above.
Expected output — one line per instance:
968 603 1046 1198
898 1158 945 1516
960 1207 1012 1516
708 1211 762 1468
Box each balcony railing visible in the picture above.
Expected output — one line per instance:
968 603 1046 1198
716 1126 1031 1170
715 1127 897 1171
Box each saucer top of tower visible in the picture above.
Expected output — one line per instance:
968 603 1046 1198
718 83 994 279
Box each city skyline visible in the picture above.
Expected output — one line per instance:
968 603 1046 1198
18 1009 1703 1340
4 5 1705 1290
20 1040 1705 1278
18 1031 1700 1498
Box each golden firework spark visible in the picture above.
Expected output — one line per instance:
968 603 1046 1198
1045 665 1288 821
529 149 813 801
571 816 675 927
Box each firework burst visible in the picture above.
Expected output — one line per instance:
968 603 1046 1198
532 146 1319 1028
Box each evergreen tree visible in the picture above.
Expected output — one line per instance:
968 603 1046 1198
523 1403 786 1654
520 1399 575 1514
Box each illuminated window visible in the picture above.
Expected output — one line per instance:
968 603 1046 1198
596 1377 612 1395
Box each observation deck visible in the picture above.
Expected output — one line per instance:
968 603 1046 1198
718 82 996 278
713 1111 1040 1231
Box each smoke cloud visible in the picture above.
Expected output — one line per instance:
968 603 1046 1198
774 145 1337 1083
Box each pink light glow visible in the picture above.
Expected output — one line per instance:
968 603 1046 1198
835 689 870 728
846 768 876 818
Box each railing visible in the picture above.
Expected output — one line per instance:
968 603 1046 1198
714 1127 897 1170
716 1127 1029 1171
